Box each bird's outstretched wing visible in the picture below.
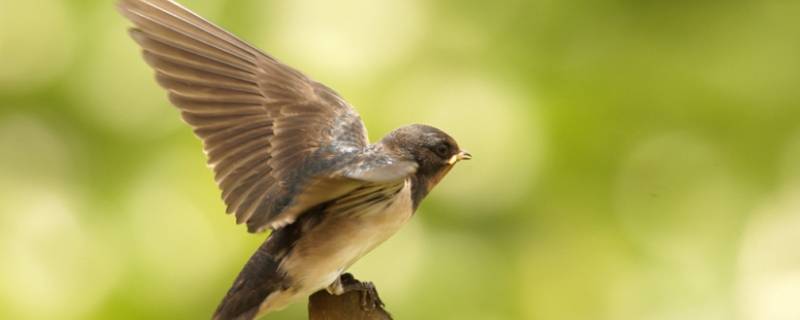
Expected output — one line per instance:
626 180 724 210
118 0 415 232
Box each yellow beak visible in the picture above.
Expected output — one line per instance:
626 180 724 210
447 150 472 165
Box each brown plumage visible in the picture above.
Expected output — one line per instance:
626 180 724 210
117 1 470 319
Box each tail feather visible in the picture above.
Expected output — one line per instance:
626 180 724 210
213 201 326 319
213 240 286 320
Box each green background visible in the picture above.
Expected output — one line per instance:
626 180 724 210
1 0 799 319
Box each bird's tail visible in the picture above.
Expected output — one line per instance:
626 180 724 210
212 239 289 320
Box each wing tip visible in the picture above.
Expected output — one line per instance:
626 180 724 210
246 223 264 234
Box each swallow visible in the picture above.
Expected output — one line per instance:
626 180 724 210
117 1 471 319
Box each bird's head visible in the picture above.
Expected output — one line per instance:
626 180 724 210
382 124 471 196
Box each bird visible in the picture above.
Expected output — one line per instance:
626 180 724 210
117 0 471 319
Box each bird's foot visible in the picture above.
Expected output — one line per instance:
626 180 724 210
337 273 385 311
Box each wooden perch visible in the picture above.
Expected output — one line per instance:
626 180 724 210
308 273 393 320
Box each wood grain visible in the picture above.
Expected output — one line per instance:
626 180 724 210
308 274 393 320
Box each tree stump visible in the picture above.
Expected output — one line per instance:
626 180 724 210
308 274 393 320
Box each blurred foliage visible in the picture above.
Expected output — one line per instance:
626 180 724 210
1 0 800 319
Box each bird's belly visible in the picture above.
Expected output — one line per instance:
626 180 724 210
279 180 413 294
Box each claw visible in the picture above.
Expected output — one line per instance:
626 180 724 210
360 282 384 310
336 273 385 311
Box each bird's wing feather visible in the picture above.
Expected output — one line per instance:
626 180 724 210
338 150 418 183
118 0 396 232
266 151 417 230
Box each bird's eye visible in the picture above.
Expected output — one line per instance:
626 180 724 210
434 144 449 157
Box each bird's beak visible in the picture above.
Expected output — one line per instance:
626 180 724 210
447 150 472 165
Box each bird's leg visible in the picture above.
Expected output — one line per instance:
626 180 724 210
326 274 346 295
333 273 385 311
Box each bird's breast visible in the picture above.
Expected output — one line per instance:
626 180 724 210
278 179 414 293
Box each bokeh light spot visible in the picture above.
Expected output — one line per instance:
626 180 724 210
737 188 800 320
70 13 179 137
123 148 238 308
737 133 800 320
0 0 76 90
271 0 427 79
0 186 120 319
